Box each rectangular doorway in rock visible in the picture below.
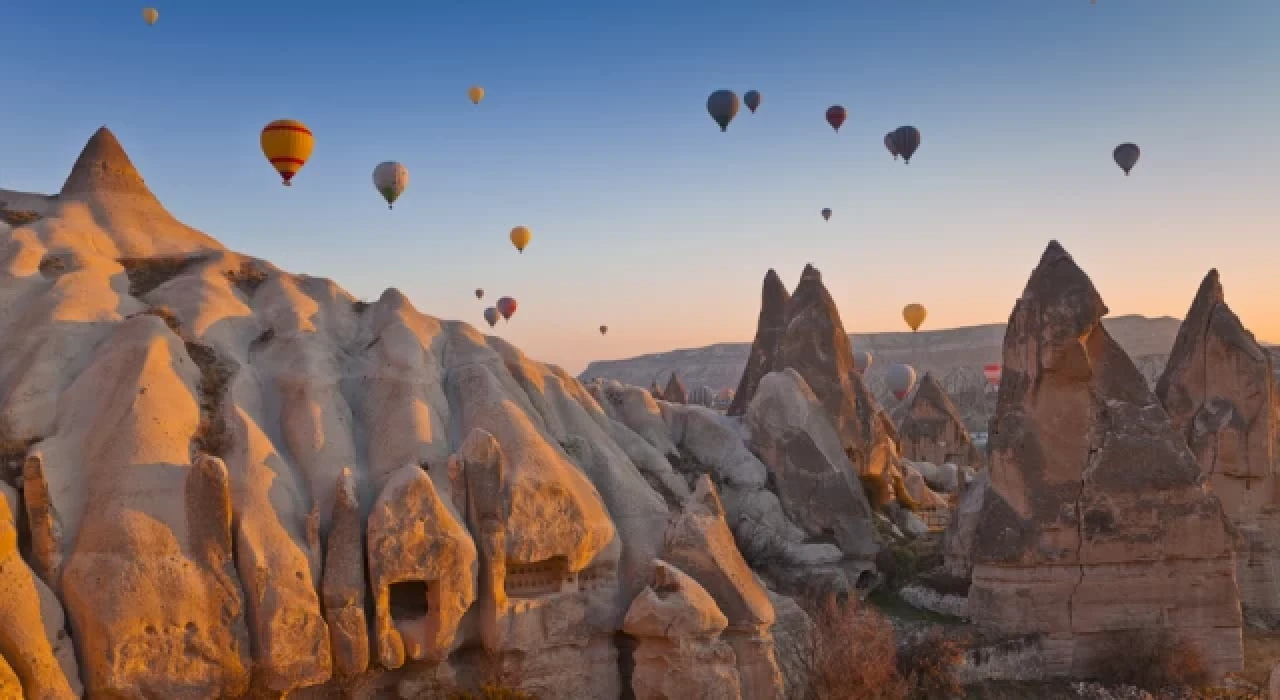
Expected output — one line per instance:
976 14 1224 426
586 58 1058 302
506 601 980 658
389 580 430 623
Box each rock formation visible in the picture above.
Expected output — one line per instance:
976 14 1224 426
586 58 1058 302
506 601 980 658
967 241 1242 677
0 128 822 698
728 269 790 417
622 560 742 700
0 482 81 699
746 369 879 566
589 378 852 596
1155 269 1280 627
898 371 984 468
728 264 903 503
663 476 784 700
665 372 689 405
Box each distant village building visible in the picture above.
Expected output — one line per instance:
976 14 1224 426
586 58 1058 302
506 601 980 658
688 385 715 408
897 372 984 468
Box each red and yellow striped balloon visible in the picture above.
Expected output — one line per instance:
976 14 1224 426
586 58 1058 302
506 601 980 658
260 119 314 186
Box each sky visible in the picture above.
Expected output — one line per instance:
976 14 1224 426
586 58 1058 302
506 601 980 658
2 0 1277 375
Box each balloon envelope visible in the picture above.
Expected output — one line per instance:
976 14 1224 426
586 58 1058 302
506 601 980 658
260 119 314 186
496 296 518 320
887 363 917 400
468 85 485 104
475 289 484 300
825 106 847 132
706 90 740 131
143 7 158 25
821 208 832 221
510 226 532 253
483 307 500 328
854 351 873 374
902 303 927 332
744 90 761 113
891 126 921 163
983 363 1002 386
1114 143 1140 175
884 133 899 159
372 161 409 208
599 325 608 335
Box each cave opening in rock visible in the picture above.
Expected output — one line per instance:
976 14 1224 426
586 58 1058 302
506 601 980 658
389 580 430 621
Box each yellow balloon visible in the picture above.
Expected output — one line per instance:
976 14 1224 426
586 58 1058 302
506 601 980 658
510 226 532 253
468 85 485 105
260 119 314 187
903 303 927 332
142 7 158 25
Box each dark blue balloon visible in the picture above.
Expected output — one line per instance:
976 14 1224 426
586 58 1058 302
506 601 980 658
744 90 761 113
706 90 740 132
891 126 921 164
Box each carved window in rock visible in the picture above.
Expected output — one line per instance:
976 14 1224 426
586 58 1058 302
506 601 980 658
577 562 617 592
504 556 577 597
388 580 430 623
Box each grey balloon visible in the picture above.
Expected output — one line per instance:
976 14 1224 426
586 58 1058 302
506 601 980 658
886 363 917 398
1113 143 1140 175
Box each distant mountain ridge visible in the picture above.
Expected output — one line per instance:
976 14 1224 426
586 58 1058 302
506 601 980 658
580 315 1195 390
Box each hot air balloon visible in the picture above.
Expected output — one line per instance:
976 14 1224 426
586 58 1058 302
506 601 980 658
143 7 159 25
372 161 409 209
510 226 532 253
468 85 485 105
483 307 500 328
884 133 899 160
983 363 1002 386
825 106 847 132
744 90 762 114
887 363 917 401
854 350 873 374
890 126 921 164
1113 143 1140 175
706 90 740 132
260 119 314 186
902 303 927 332
599 325 608 335
821 208 832 221
496 296 518 321
475 288 484 300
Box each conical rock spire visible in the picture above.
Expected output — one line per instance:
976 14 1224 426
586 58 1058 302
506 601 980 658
59 127 157 200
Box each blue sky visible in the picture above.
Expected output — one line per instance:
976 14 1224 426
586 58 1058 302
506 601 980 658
2 0 1277 375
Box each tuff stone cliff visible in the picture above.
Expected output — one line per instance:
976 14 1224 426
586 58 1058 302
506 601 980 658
0 128 811 698
1155 269 1280 628
967 241 1242 678
730 265 904 502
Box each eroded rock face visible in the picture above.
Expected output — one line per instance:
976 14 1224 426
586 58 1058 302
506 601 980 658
899 372 984 468
322 468 369 676
746 369 879 564
728 269 791 417
0 127 917 698
1155 269 1280 627
942 468 990 580
663 476 784 700
968 242 1242 678
367 463 477 669
623 560 742 700
0 481 81 699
